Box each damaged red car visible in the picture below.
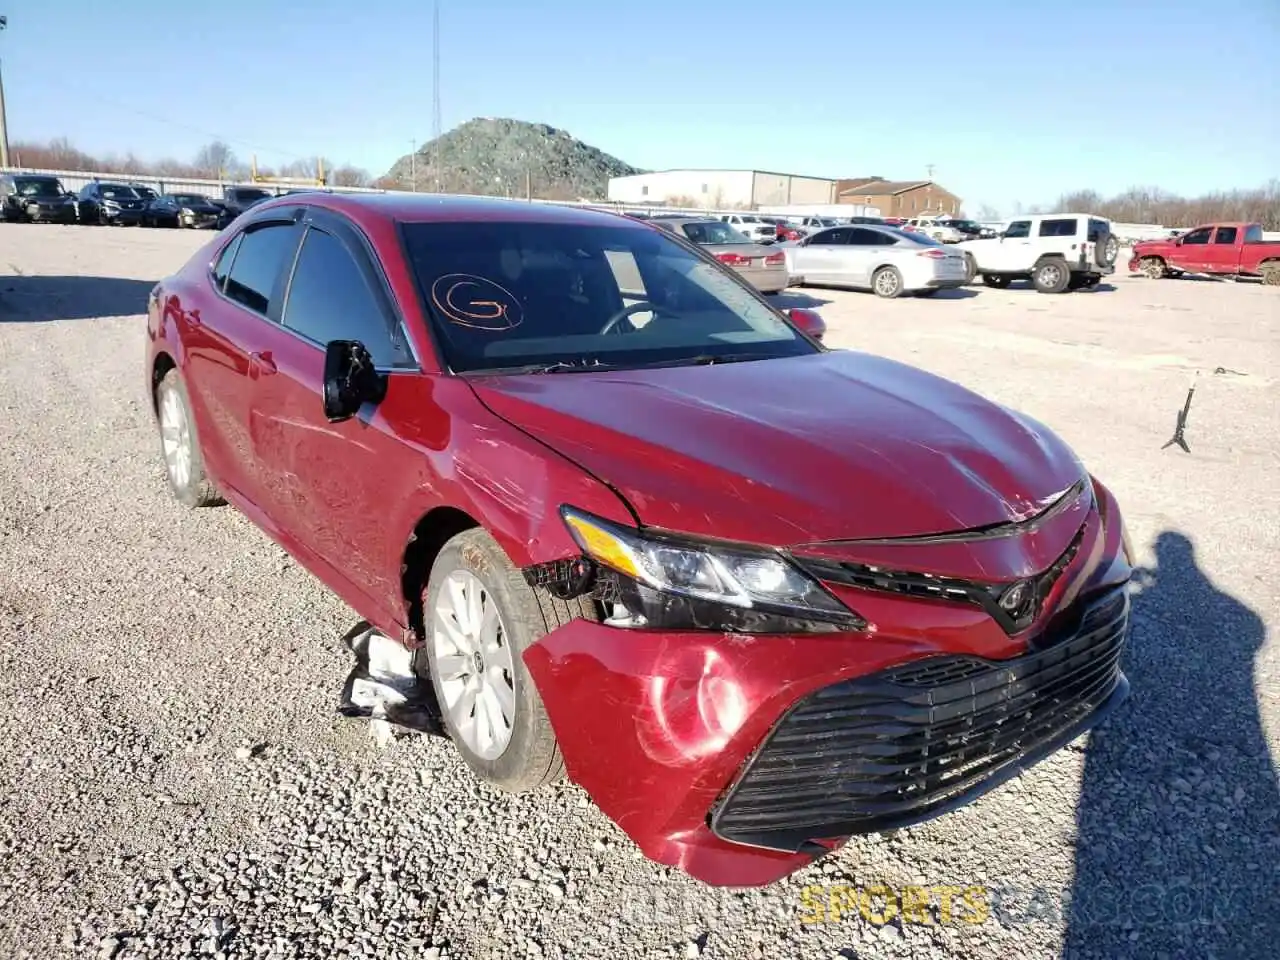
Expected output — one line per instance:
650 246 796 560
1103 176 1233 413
146 194 1133 887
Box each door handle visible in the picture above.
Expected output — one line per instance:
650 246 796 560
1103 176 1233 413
249 351 277 377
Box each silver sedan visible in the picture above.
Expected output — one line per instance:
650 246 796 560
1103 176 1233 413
781 224 969 298
651 218 791 294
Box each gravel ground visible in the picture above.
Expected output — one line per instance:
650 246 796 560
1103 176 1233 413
1 223 1276 960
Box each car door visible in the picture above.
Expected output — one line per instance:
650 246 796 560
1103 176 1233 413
992 219 1032 270
183 218 303 505
1202 225 1238 274
792 228 851 283
840 227 896 286
78 184 99 222
245 210 419 611
1169 226 1212 271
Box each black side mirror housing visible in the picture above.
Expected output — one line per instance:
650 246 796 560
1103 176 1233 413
323 340 387 423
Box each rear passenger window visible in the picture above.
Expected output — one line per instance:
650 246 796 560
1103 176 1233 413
281 226 411 367
1213 227 1237 244
224 223 300 315
1004 220 1031 239
211 234 242 292
1244 224 1262 243
1038 218 1078 237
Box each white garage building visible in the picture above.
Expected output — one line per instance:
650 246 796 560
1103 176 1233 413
607 169 840 209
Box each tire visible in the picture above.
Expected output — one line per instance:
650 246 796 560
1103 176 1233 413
982 274 1012 289
871 266 904 299
1140 257 1166 279
962 252 977 284
1032 259 1071 294
420 528 596 793
1261 262 1280 286
155 370 223 508
1097 233 1118 269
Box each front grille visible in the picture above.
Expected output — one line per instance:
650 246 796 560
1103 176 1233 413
709 586 1129 852
794 517 1087 636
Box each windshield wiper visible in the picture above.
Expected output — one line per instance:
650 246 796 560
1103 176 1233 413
635 353 769 369
463 358 620 376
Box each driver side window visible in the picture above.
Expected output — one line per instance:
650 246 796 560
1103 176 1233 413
1181 228 1212 245
1004 220 1031 239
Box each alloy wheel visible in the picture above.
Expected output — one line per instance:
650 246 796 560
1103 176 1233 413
158 387 193 491
432 569 517 760
874 269 900 297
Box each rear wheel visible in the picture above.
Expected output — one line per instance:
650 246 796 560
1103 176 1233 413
1032 259 1071 293
1261 262 1280 286
420 528 596 793
871 266 904 299
155 370 223 508
982 274 1012 289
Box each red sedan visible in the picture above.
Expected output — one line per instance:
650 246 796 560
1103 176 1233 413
146 194 1132 887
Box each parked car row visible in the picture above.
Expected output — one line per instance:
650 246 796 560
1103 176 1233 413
636 213 1118 298
0 173 286 231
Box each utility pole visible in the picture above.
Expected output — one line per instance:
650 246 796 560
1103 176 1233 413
431 0 442 193
0 15 11 169
410 138 416 191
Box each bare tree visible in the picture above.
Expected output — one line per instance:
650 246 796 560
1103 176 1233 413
975 204 1001 221
1055 182 1280 230
327 164 373 188
193 140 237 179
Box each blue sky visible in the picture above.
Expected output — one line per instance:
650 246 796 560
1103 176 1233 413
3 0 1276 215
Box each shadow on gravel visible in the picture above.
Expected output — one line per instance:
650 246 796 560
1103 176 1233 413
0 275 154 322
1063 532 1277 959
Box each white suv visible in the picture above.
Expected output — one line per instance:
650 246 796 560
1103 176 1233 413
956 213 1119 292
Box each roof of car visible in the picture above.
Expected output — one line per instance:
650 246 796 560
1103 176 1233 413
255 191 646 228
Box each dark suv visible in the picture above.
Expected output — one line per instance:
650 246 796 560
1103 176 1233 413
77 181 147 226
0 173 79 224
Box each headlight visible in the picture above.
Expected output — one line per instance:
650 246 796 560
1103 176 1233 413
103 200 120 209
180 207 194 215
558 506 863 633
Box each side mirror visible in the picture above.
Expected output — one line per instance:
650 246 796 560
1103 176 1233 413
786 308 826 343
323 340 387 423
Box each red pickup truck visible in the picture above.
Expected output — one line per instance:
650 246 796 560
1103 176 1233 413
1129 222 1280 284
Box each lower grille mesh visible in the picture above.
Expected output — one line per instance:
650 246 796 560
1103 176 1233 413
710 587 1129 852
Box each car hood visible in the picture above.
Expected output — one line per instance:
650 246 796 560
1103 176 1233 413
470 350 1085 546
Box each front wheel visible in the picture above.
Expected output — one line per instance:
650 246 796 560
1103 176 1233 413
871 266 904 299
420 529 596 793
962 252 977 283
1032 259 1071 293
1140 257 1166 279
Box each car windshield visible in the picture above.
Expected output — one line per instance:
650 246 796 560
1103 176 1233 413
682 221 752 245
15 178 64 198
99 184 139 200
235 189 271 202
173 194 206 205
134 187 157 199
401 220 817 374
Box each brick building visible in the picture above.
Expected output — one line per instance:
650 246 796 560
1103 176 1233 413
835 177 962 217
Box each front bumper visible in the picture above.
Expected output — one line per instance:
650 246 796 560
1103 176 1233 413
103 208 143 225
523 483 1133 886
27 204 78 223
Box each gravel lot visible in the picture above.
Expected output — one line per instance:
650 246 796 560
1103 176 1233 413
1 223 1277 960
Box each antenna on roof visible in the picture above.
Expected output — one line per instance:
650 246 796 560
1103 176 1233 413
431 0 442 192
926 163 935 179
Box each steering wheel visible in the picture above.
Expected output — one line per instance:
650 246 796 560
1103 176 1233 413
600 300 659 336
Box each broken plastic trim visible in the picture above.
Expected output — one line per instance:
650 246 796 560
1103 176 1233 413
337 621 445 737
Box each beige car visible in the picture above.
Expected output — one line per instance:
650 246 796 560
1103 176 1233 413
651 218 791 294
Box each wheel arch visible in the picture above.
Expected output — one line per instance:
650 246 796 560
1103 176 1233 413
150 351 177 413
400 506 482 647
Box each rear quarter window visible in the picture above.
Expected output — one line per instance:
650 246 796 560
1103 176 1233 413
1039 218 1078 237
1244 224 1263 243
